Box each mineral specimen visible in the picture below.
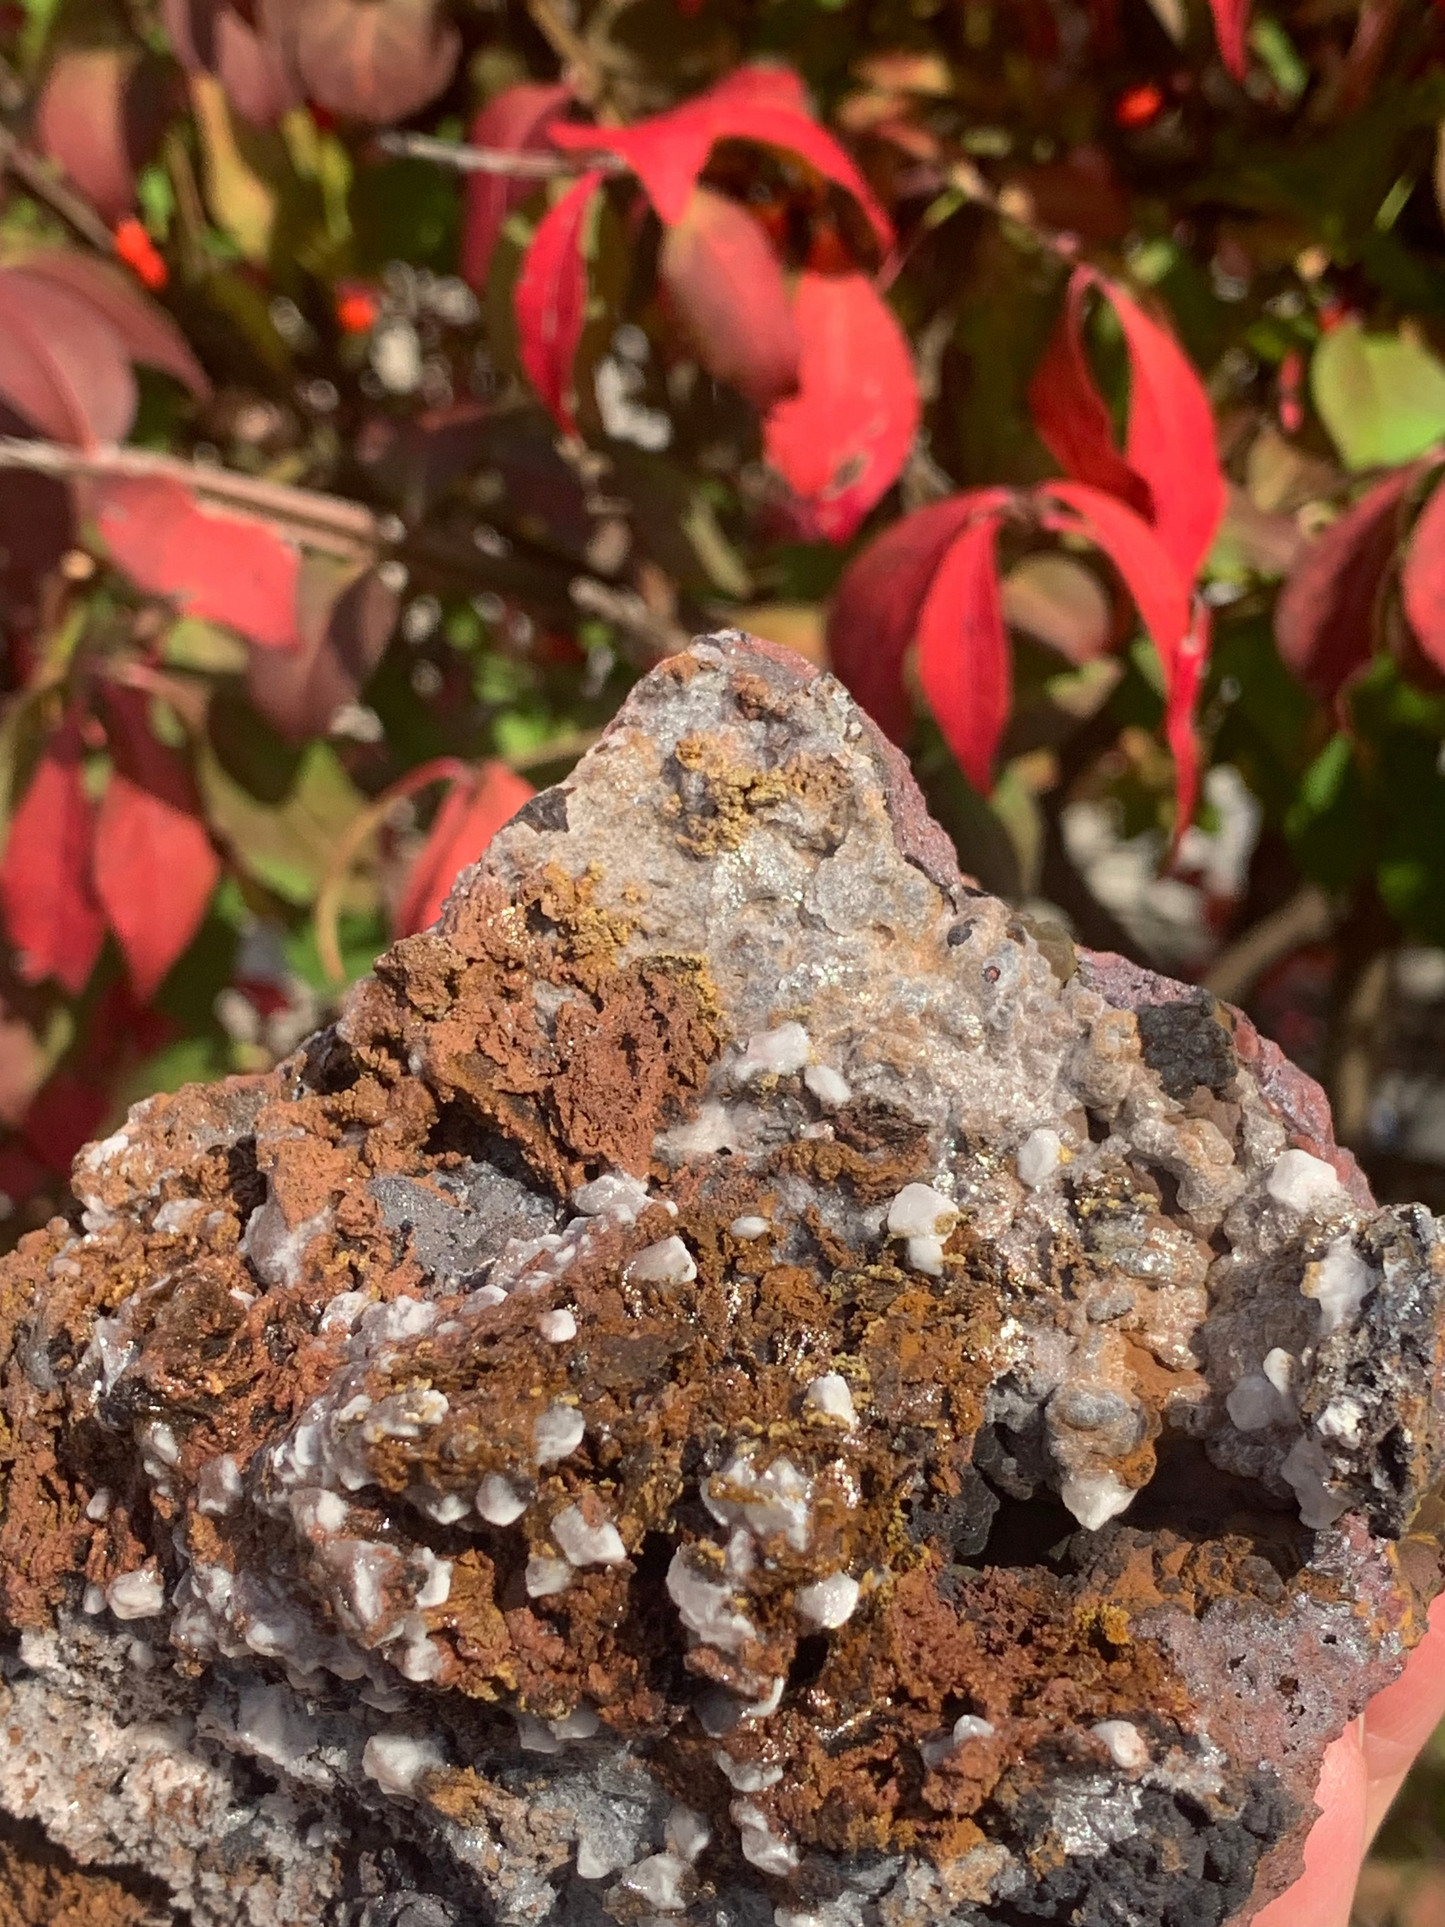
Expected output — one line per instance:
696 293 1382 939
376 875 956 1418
2 634 1444 1927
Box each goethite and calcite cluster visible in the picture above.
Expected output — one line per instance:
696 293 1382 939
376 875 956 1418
2 637 1445 1927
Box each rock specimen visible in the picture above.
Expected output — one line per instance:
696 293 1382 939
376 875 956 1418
1 634 1443 1927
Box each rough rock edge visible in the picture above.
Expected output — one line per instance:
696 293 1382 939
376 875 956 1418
0 634 1440 1927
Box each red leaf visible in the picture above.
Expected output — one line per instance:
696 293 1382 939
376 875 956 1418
1402 475 1445 676
162 0 301 125
215 5 301 124
826 489 1012 744
550 62 893 251
95 476 300 648
35 49 173 224
1113 283 1225 583
293 0 461 124
0 726 105 997
1038 480 1205 831
94 689 219 1003
1029 266 1224 581
14 251 208 400
1277 466 1424 701
397 762 536 935
1210 0 1250 78
763 271 919 543
247 555 399 739
1165 600 1210 847
659 187 800 410
514 170 604 436
1028 268 1150 520
1036 480 1192 679
0 269 138 445
461 82 572 291
916 511 1010 794
22 1071 110 1174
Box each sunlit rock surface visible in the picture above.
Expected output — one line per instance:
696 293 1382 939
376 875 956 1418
2 634 1444 1927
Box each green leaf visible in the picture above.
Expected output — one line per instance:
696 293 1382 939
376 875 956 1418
1286 734 1368 889
164 619 250 675
198 741 374 908
1311 321 1445 470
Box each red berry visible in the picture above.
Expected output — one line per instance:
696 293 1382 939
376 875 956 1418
1114 83 1165 129
113 217 167 291
335 284 381 334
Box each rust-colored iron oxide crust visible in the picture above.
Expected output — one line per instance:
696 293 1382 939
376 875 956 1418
1 636 1444 1927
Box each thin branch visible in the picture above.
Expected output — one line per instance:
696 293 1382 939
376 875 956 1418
526 0 609 110
1202 883 1335 1006
0 439 386 560
1332 947 1392 1147
374 130 621 178
0 125 115 253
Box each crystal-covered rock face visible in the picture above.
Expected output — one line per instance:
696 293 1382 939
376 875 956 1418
2 635 1444 1927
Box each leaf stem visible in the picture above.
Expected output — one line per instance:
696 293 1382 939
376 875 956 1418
0 438 385 560
0 125 115 253
313 756 469 984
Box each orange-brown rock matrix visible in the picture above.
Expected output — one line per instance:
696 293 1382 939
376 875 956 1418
1 635 1443 1927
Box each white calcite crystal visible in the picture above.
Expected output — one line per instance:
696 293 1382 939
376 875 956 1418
1093 1720 1150 1771
362 1733 443 1796
1058 1470 1137 1532
1304 1236 1374 1334
1017 1127 1063 1188
803 1063 852 1107
735 1023 811 1081
106 1568 167 1619
551 1503 627 1567
802 1372 857 1429
795 1573 860 1628
624 1236 697 1286
5 639 1445 1927
532 1403 585 1463
1266 1148 1346 1214
476 1472 528 1525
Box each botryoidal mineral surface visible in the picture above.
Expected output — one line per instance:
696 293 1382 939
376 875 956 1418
2 638 1444 1927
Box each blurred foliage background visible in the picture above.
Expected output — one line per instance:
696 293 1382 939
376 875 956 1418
3 0 1445 1915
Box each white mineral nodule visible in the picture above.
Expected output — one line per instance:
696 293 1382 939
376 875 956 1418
1305 1236 1374 1334
729 1214 770 1239
803 1063 852 1107
886 1182 958 1240
1092 1720 1150 1770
